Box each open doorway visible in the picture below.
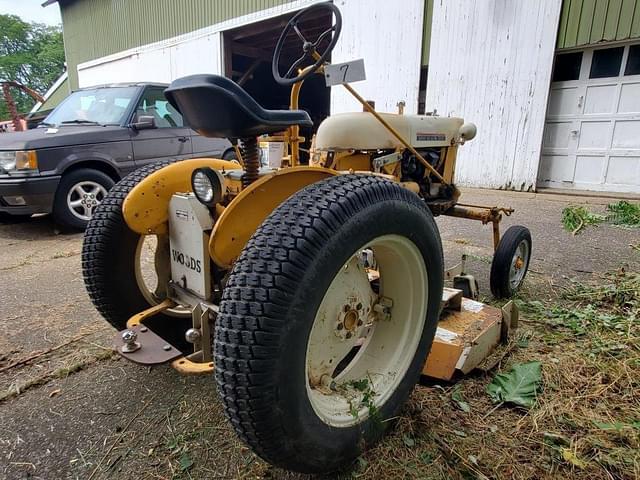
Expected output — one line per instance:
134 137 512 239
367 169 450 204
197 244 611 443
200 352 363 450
222 8 333 163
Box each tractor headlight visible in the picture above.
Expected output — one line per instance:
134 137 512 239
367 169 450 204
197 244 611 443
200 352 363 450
0 150 38 173
191 167 225 207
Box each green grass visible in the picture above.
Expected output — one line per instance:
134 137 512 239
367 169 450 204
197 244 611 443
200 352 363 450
562 200 640 234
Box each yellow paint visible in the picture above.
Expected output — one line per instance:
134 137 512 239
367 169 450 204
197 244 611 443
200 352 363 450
122 158 241 235
443 146 457 184
171 357 214 375
334 153 371 171
209 167 336 267
126 298 175 329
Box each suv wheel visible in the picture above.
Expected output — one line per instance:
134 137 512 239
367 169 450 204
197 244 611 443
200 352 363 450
53 168 115 230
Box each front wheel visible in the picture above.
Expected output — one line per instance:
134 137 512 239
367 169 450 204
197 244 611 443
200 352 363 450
490 225 532 298
215 175 444 473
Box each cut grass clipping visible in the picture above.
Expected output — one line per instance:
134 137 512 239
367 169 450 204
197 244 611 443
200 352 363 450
562 200 640 235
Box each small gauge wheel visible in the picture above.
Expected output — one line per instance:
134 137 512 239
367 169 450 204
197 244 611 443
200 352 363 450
490 225 532 298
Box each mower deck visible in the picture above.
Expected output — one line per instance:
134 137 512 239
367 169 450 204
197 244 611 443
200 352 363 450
114 287 517 381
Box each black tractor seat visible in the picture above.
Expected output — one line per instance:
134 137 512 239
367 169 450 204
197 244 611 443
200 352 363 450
164 74 313 138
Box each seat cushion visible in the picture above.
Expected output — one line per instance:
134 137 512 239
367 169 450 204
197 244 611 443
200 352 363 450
164 74 313 138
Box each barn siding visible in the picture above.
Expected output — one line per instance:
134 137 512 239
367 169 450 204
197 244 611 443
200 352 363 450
426 0 562 190
557 0 640 49
330 0 425 115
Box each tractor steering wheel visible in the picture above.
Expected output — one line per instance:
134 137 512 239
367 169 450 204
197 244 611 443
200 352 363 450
272 2 342 86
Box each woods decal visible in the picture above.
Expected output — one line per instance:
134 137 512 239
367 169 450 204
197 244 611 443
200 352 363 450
171 249 202 273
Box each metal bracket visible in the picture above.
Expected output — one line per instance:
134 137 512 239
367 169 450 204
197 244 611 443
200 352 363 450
372 152 402 173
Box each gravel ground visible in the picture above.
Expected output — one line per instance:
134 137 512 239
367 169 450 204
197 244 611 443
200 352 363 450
0 188 638 480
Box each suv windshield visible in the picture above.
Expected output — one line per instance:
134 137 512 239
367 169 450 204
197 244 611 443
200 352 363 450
44 86 139 127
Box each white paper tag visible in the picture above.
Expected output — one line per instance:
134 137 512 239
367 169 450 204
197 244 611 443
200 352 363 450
324 59 366 86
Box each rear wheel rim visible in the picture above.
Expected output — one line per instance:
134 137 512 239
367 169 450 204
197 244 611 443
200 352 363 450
509 240 529 289
305 234 428 428
66 180 107 221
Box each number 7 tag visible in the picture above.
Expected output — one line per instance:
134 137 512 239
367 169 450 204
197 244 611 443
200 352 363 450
324 59 366 86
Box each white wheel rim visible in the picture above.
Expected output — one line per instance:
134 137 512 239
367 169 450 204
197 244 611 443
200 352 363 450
134 235 190 318
508 240 529 289
66 180 107 221
305 234 428 428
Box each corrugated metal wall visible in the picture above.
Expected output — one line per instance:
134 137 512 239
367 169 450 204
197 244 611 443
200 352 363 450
557 0 640 48
60 0 292 89
422 0 433 65
39 77 70 110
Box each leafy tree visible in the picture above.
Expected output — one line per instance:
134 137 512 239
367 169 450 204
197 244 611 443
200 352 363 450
0 14 65 120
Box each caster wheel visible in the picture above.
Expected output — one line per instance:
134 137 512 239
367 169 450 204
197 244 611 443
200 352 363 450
490 225 532 298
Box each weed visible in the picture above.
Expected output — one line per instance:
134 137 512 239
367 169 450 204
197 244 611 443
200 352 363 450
562 200 640 234
561 205 604 234
606 200 640 226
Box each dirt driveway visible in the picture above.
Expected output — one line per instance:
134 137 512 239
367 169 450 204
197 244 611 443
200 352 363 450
1 189 638 480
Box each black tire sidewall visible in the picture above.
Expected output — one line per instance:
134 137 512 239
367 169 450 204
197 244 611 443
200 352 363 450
282 200 442 468
53 168 115 230
490 225 532 298
217 176 444 472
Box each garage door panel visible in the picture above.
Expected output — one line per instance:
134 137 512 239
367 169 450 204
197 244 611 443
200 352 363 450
541 43 640 193
618 83 640 113
578 121 611 149
542 122 572 149
584 84 617 114
612 120 640 148
547 87 580 116
538 155 574 182
574 155 605 183
606 156 640 185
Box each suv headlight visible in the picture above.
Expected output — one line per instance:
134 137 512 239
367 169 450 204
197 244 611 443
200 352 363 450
0 150 38 173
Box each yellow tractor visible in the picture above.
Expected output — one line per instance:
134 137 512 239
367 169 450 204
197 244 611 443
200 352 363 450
82 2 531 473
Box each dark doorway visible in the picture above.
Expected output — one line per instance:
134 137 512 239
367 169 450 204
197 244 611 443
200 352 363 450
222 10 333 163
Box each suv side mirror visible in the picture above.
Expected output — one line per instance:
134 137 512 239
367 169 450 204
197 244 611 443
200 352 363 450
130 115 156 130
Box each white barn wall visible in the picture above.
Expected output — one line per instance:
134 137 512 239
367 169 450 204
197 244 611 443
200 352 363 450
331 0 424 115
426 0 562 190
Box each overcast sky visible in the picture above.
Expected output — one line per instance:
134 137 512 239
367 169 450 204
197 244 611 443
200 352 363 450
0 0 62 26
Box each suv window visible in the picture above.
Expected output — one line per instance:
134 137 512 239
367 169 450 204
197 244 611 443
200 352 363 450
135 88 184 128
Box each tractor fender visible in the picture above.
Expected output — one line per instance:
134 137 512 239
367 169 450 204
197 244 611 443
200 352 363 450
122 158 242 235
209 166 337 268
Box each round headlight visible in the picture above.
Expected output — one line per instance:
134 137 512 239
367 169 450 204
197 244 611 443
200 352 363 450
191 168 225 207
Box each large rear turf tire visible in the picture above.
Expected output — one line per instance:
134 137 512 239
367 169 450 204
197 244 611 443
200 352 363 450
215 175 444 473
81 161 190 343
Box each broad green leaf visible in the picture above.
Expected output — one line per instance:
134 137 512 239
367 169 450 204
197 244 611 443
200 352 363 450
486 361 542 408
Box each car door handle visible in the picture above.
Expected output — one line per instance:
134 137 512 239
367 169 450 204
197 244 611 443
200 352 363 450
178 136 188 143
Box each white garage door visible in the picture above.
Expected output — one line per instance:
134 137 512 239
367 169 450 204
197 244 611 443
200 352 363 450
539 42 640 194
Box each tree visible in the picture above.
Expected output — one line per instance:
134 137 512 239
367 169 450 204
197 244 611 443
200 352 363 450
0 14 65 120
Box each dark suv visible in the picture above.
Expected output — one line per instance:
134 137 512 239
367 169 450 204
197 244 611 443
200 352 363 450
0 83 233 229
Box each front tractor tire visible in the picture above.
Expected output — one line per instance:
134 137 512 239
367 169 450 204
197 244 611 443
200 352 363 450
215 175 444 473
81 161 189 343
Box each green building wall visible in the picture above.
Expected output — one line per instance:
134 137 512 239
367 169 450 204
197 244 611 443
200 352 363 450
59 0 294 89
558 0 640 49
